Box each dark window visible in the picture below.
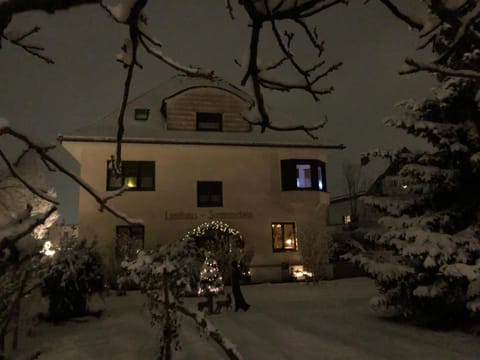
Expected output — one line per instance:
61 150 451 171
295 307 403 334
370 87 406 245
272 223 297 252
116 225 144 261
197 181 223 207
107 161 155 191
196 112 222 131
281 159 327 191
134 108 150 121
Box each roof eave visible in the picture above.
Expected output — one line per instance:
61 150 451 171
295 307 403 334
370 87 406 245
57 135 346 150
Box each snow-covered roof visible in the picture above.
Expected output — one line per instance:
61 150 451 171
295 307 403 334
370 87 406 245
59 75 344 149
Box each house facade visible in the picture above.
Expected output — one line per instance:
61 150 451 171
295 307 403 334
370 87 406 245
59 76 344 282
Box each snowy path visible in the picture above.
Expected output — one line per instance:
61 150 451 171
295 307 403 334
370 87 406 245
16 278 480 359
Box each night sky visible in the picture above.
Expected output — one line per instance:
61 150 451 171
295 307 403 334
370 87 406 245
1 1 434 223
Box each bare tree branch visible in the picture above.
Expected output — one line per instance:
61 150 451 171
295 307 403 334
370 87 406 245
239 0 344 136
264 0 319 101
2 25 54 64
295 0 347 19
293 19 324 56
243 113 330 139
259 76 334 95
376 0 423 30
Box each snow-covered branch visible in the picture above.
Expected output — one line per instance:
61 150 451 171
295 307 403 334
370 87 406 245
139 32 215 79
177 304 243 360
0 0 100 52
0 149 58 205
0 204 56 252
400 57 480 80
0 126 142 225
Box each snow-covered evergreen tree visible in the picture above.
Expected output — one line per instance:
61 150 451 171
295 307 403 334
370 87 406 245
348 1 480 326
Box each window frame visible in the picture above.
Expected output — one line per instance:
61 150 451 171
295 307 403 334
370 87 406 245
196 112 223 132
271 222 298 252
197 181 223 207
281 159 327 192
107 160 155 191
134 108 150 121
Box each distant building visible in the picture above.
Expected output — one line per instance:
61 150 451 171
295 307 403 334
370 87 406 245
327 157 411 277
59 76 344 282
47 223 79 241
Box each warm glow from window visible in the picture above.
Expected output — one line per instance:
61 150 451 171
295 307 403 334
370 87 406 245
290 265 313 280
126 177 137 188
285 238 294 248
343 215 351 224
41 241 56 257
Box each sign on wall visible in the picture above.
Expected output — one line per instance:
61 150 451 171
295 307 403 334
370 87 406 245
165 210 253 221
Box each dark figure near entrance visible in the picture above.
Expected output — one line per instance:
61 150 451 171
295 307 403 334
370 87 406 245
231 260 250 312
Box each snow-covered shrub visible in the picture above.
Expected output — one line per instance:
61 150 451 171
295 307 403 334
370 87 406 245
41 238 104 322
0 150 59 354
121 235 200 357
347 3 480 327
299 226 330 281
122 236 242 359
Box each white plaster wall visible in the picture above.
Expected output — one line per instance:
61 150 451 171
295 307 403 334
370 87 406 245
63 141 331 282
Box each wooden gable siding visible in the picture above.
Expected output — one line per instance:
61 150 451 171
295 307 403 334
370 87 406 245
164 87 251 132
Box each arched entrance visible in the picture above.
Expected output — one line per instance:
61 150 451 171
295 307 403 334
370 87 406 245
184 220 248 285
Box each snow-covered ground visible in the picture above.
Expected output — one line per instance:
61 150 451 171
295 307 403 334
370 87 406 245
15 278 480 359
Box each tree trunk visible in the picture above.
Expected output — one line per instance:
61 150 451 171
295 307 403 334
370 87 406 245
160 269 172 360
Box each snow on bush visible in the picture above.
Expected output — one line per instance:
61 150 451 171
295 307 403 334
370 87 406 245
122 235 242 359
41 238 104 322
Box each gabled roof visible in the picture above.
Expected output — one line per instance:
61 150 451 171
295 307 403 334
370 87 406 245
58 75 345 149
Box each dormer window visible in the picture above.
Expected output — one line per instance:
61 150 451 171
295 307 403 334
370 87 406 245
135 108 150 121
196 112 222 131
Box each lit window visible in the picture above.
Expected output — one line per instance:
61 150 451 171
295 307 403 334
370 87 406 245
196 112 222 131
318 165 324 190
296 164 312 188
272 222 297 252
343 215 352 224
134 108 150 121
197 181 223 207
281 159 326 191
107 161 155 191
